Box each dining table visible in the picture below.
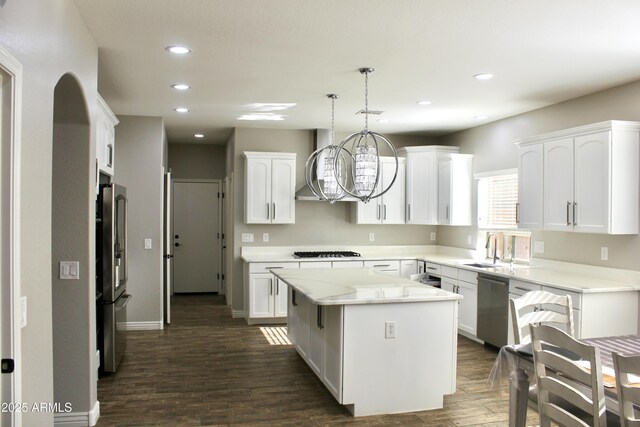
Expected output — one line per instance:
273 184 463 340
500 334 640 427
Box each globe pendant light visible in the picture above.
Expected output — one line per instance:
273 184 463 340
304 94 352 203
335 68 398 203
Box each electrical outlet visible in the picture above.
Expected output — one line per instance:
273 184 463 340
262 233 269 243
385 321 396 339
241 233 254 243
369 232 375 242
21 296 27 328
601 247 608 261
144 238 152 249
430 232 436 241
533 241 545 254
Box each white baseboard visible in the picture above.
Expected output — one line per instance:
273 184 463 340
89 400 99 426
120 321 164 331
231 309 245 319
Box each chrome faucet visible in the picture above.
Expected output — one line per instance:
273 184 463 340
485 233 499 264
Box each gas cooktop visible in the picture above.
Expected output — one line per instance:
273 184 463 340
293 251 361 259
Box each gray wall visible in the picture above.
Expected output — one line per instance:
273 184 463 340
437 79 640 270
230 128 437 312
168 143 226 180
115 116 165 323
0 0 98 424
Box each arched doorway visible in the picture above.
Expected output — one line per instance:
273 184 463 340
51 73 98 424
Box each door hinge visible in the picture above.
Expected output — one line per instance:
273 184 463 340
222 274 225 281
217 273 220 280
217 192 220 199
1 359 14 374
221 233 225 240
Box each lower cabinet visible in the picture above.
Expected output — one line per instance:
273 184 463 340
289 289 343 402
245 262 299 324
364 260 400 276
441 268 477 337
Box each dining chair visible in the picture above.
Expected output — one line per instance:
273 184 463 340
530 324 607 427
511 290 574 345
612 351 640 426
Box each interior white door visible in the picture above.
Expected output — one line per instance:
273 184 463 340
172 181 222 293
163 171 172 323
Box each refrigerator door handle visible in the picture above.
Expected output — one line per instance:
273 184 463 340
116 193 128 286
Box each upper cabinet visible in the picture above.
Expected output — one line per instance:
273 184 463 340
516 121 640 234
244 152 296 224
399 146 459 225
354 157 406 224
96 95 118 177
437 154 473 226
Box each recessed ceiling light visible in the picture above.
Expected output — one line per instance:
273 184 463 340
194 133 204 138
238 113 286 121
174 107 189 113
166 46 191 54
417 101 432 106
171 83 191 90
475 115 489 120
474 73 494 80
377 119 390 123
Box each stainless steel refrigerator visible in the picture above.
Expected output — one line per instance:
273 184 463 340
97 183 131 374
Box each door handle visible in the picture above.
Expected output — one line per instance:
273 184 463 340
376 204 380 220
174 234 179 239
573 202 577 226
515 202 519 224
317 305 324 329
266 203 270 220
272 203 276 220
408 204 411 221
269 278 273 295
384 205 387 220
174 243 180 247
566 201 571 226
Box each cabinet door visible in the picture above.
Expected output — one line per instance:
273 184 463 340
449 155 472 225
355 199 381 224
400 260 418 278
249 274 274 318
271 158 296 224
380 159 405 224
573 131 610 233
294 293 311 360
245 158 272 224
441 277 456 293
309 304 324 376
543 138 574 231
517 144 543 229
437 158 452 224
406 154 437 224
322 305 343 402
458 280 478 336
274 278 288 317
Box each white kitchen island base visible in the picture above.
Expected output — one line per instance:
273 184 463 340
276 268 462 417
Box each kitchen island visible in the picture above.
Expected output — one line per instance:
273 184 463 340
271 268 463 417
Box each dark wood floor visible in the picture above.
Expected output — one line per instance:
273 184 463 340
96 294 541 426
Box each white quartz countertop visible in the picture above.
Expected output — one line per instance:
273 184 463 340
242 245 640 295
271 268 463 305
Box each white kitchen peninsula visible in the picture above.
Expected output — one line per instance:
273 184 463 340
272 268 463 417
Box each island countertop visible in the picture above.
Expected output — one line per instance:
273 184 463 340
271 268 463 305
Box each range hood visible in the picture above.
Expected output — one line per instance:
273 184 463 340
295 129 357 202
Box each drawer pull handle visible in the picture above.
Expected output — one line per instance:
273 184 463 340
373 264 390 268
514 286 532 292
268 267 284 269
426 267 438 271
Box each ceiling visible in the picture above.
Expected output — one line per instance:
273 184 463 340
73 0 640 145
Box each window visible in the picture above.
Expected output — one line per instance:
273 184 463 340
477 170 518 229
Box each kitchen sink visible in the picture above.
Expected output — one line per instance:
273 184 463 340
463 262 499 269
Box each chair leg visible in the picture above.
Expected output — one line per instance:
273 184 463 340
509 367 530 427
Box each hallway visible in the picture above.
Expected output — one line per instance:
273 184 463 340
96 295 535 426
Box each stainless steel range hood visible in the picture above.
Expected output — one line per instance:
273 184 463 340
295 129 357 202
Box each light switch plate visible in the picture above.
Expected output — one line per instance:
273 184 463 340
369 232 375 242
262 233 269 243
144 238 152 249
601 247 608 261
21 296 27 328
430 232 436 241
241 233 254 243
59 261 80 280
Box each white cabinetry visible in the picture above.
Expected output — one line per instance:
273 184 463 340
400 260 418 278
244 152 296 224
354 157 406 224
245 262 298 324
441 267 477 336
399 146 459 224
516 143 543 229
516 121 640 234
437 154 473 225
364 260 400 276
96 95 118 177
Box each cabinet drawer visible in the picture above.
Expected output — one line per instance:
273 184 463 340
249 262 299 273
458 269 477 284
364 260 400 270
441 266 458 279
424 262 441 276
541 285 582 310
332 260 364 269
509 279 541 295
299 261 332 269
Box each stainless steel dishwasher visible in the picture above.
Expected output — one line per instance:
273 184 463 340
477 273 509 348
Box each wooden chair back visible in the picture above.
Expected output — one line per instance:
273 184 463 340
511 290 574 345
613 351 640 427
530 324 606 427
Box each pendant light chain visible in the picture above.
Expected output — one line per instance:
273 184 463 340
364 70 369 133
331 95 336 145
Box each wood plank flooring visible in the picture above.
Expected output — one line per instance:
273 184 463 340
96 294 541 426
